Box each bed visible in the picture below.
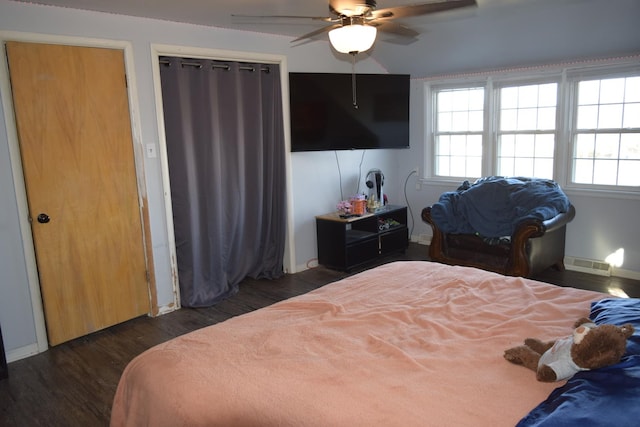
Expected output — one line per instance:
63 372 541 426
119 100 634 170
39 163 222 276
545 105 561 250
110 261 640 426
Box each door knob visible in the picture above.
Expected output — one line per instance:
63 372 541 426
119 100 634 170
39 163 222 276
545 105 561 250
37 213 50 224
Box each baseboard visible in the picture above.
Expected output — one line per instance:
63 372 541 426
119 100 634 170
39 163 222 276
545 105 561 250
610 267 640 281
6 342 41 363
411 234 431 245
156 302 179 316
294 257 320 273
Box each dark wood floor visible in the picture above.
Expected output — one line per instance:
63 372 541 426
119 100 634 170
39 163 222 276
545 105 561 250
1 243 638 426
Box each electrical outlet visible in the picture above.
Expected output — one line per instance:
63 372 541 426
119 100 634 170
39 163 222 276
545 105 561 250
146 144 157 158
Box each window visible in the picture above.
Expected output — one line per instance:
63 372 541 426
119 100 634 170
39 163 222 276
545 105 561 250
434 87 484 177
425 60 640 194
497 83 557 179
572 76 640 186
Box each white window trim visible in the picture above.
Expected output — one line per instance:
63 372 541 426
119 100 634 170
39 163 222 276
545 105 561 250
422 56 640 199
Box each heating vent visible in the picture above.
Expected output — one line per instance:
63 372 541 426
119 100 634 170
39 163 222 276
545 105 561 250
565 257 611 277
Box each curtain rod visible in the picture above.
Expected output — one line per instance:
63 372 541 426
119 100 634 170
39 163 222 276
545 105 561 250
159 59 270 73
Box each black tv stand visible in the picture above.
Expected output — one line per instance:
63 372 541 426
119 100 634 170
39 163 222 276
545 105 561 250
315 205 408 271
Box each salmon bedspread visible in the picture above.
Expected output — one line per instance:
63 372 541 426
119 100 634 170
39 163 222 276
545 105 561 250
110 261 607 427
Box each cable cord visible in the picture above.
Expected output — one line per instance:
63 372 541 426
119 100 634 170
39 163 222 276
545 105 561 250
351 53 358 109
356 150 366 195
404 170 418 240
335 151 344 201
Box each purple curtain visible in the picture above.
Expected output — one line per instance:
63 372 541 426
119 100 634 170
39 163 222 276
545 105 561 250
159 57 286 307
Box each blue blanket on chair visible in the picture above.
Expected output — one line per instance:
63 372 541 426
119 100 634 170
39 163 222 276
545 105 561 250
430 177 570 237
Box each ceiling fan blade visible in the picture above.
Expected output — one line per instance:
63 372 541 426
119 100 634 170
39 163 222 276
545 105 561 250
291 24 342 43
370 21 419 38
231 14 335 23
371 0 477 20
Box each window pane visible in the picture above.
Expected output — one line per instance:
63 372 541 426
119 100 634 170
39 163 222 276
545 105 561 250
452 111 469 131
623 103 640 128
625 77 640 102
515 134 535 157
469 88 484 110
620 134 640 159
593 159 618 185
537 107 556 129
467 157 482 177
577 105 598 129
518 85 538 108
575 133 595 157
578 80 600 105
452 90 469 110
467 135 483 157
499 157 514 176
436 156 450 175
534 158 554 179
468 110 483 132
598 104 623 128
501 109 517 131
500 134 516 157
517 108 537 130
451 156 467 176
436 135 450 155
502 87 518 109
618 160 640 186
535 134 555 157
438 91 452 111
600 78 625 104
438 112 452 132
595 133 619 158
574 158 594 183
451 134 467 150
514 157 534 176
538 83 557 107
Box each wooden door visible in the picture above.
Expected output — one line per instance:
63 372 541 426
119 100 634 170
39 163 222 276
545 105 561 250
6 42 150 345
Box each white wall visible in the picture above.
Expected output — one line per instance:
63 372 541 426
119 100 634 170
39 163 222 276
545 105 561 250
0 0 391 360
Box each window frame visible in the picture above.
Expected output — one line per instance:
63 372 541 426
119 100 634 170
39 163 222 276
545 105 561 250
423 58 640 198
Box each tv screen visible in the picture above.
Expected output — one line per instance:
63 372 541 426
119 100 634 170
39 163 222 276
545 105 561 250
289 73 410 152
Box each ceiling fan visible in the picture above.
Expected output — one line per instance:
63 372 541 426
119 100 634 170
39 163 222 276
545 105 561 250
233 0 478 54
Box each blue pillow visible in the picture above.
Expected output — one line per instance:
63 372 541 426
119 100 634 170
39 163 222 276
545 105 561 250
517 298 640 427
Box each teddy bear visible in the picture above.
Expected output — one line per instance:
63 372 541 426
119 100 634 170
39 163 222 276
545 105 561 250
504 317 635 382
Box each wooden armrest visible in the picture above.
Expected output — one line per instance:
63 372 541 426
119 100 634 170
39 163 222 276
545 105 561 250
421 206 435 225
421 206 446 264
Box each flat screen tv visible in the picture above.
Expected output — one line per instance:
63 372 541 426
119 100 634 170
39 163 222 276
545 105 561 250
289 72 410 152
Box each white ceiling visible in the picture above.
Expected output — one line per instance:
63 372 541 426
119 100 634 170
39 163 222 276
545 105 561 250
14 0 485 37
12 0 640 77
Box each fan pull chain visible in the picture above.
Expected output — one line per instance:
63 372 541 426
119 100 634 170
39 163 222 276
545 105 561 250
351 53 358 109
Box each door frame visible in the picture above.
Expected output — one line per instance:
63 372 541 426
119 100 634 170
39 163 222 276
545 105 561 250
0 31 156 353
150 44 296 306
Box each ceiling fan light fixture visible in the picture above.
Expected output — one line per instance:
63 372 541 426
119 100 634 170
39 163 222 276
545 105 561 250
328 24 377 54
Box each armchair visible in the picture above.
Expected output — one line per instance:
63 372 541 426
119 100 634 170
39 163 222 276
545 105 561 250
421 177 575 277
